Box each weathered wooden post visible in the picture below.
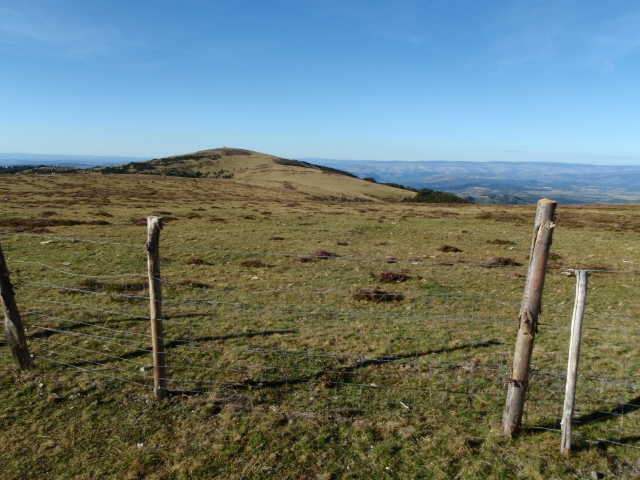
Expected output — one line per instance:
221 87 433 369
561 269 588 454
0 242 32 369
146 216 167 400
502 198 557 436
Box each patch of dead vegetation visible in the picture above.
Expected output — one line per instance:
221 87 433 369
556 210 640 232
222 148 252 156
296 256 315 263
423 210 460 219
0 217 109 232
240 259 268 268
351 286 403 302
314 250 340 258
486 238 515 245
183 257 211 265
484 257 522 267
372 270 408 283
75 278 147 294
436 244 462 253
476 211 529 223
174 279 211 289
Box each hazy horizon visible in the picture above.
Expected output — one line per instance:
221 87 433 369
3 150 640 168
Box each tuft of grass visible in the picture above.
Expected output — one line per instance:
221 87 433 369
30 227 52 233
76 278 147 294
183 257 209 265
351 286 403 302
486 238 515 245
373 270 408 283
175 279 211 289
484 257 522 267
240 259 268 268
94 211 113 217
549 251 562 261
436 244 462 253
314 249 340 258
209 216 227 223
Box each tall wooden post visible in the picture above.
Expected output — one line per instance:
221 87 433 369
561 270 588 454
146 216 167 400
502 198 557 436
0 242 32 369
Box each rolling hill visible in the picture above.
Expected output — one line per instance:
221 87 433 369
99 148 418 202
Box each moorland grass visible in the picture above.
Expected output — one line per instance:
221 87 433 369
0 173 639 478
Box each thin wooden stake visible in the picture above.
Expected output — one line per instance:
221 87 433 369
146 216 167 400
561 269 588 454
502 198 557 436
0 242 32 369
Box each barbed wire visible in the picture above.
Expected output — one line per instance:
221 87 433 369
2 231 639 451
3 230 638 274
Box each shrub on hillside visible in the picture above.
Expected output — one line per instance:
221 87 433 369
403 189 471 204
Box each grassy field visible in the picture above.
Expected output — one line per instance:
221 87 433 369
0 172 639 479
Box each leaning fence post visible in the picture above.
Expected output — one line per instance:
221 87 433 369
146 216 167 400
502 198 557 436
0 242 32 369
561 269 588 454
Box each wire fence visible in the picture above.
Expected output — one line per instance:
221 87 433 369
0 228 639 450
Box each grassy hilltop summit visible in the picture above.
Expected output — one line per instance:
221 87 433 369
100 147 419 202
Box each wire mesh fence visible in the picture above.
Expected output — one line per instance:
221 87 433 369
0 228 638 450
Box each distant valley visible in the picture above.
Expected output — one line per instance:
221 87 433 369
305 158 640 204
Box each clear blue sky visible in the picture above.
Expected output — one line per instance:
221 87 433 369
1 0 639 164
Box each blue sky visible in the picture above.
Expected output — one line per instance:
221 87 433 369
1 0 639 164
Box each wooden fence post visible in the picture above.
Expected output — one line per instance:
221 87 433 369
502 198 557 436
561 269 588 454
0 242 32 369
146 216 167 400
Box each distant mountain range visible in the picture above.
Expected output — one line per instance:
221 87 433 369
3 152 640 204
303 158 640 204
0 153 150 168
